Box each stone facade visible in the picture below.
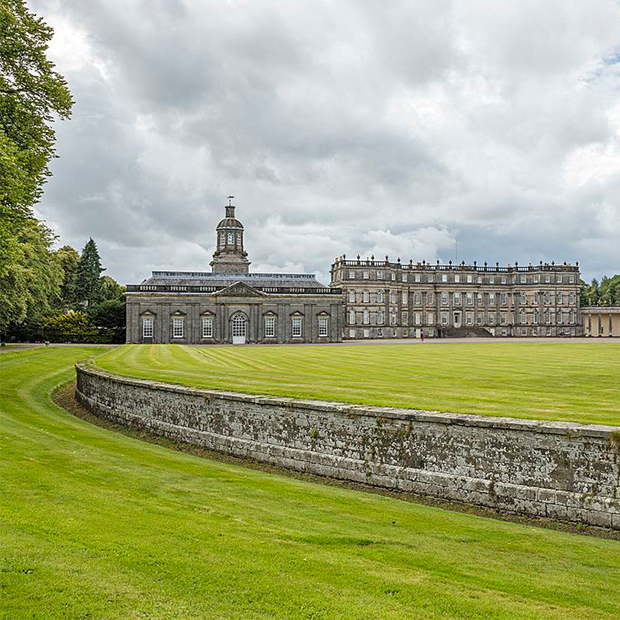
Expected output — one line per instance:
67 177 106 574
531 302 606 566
330 256 582 339
76 362 620 529
125 200 343 344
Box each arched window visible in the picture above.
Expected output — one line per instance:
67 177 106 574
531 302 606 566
232 314 246 337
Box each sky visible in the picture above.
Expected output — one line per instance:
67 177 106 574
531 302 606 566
29 0 620 285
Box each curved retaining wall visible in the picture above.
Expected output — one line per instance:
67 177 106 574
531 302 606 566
76 362 620 529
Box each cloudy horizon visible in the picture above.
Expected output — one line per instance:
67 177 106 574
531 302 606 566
30 0 620 285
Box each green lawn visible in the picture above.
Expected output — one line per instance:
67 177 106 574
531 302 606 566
94 341 620 426
2 347 620 619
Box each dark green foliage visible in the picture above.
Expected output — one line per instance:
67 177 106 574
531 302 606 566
0 0 72 337
0 218 62 336
100 274 125 302
581 275 620 307
87 299 126 343
0 0 73 256
40 310 99 343
74 238 105 306
54 244 79 306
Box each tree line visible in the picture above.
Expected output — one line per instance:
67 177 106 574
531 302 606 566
1 1 124 343
1 234 126 343
580 276 620 307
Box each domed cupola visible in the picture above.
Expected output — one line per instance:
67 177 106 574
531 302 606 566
210 196 251 275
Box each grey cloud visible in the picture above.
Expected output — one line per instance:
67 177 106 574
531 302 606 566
28 0 620 285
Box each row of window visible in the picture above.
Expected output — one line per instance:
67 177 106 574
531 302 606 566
345 270 576 285
347 290 576 306
347 326 578 338
142 316 329 338
348 310 577 326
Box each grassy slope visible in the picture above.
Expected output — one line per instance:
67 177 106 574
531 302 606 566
95 342 620 426
1 347 620 619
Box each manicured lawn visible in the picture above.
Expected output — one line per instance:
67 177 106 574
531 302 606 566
95 341 620 426
1 347 620 619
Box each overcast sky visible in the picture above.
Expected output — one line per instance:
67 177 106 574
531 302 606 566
30 0 620 284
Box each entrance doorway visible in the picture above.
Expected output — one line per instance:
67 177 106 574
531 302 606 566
231 314 247 345
453 311 462 328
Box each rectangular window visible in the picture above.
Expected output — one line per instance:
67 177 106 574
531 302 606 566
520 275 526 283
377 290 384 303
501 276 507 284
377 327 384 337
402 273 407 282
377 310 385 325
349 270 356 279
442 274 448 283
500 293 507 305
377 270 384 280
489 293 496 305
363 290 370 303
453 292 462 305
318 316 328 337
414 292 421 305
172 317 184 338
363 271 369 279
427 274 434 283
466 292 473 305
441 312 449 326
477 293 483 305
466 313 474 325
454 274 460 283
265 316 275 337
467 274 473 283
414 273 421 283
427 292 434 304
402 311 408 324
348 310 355 324
364 328 370 338
292 317 303 337
441 292 448 305
414 312 421 325
427 313 435 325
489 276 495 284
349 329 356 338
142 316 154 338
402 291 408 304
202 316 213 338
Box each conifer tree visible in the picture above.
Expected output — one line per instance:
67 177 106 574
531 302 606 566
74 238 105 306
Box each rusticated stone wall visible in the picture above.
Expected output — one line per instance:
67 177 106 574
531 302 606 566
75 363 620 529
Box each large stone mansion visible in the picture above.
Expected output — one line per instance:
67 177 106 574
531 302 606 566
331 256 582 339
126 200 583 343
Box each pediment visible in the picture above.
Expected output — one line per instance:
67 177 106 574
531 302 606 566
217 281 266 298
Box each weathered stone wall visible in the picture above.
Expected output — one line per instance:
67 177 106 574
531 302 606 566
76 363 620 529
